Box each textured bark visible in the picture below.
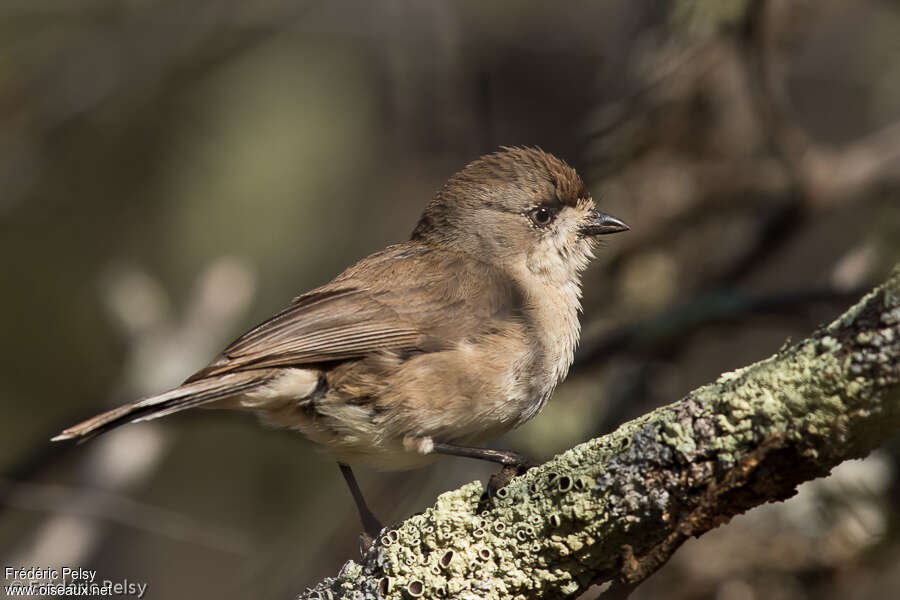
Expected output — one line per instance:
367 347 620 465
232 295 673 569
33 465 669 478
299 265 900 600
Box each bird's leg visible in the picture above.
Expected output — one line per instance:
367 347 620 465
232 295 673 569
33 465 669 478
337 463 384 550
429 442 538 498
430 442 536 469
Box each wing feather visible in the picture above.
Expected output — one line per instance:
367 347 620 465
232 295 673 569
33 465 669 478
184 244 525 382
186 286 425 380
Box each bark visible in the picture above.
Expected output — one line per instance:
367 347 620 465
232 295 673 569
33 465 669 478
299 265 900 600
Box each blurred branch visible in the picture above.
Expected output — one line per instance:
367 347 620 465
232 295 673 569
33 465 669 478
0 477 249 556
585 0 898 299
574 284 866 369
299 265 900 599
745 0 900 207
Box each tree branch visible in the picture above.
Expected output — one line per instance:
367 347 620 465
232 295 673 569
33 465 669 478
299 265 900 600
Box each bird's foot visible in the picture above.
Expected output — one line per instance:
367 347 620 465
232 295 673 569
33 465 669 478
479 458 538 510
359 531 375 556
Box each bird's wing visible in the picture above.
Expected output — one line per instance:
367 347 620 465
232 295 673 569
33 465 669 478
185 244 524 382
186 286 428 380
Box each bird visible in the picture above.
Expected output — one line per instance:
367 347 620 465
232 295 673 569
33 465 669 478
53 146 629 540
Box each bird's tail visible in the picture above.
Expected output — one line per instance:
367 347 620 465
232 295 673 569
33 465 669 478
52 372 270 442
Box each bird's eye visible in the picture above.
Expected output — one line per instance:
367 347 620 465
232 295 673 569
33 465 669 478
530 206 554 227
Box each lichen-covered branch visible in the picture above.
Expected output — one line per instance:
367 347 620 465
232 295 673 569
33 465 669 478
300 266 900 600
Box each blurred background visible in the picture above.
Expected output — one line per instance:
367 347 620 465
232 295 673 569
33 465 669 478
1 1 899 598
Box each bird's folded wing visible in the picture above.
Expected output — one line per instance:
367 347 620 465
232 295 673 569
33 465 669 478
185 286 429 381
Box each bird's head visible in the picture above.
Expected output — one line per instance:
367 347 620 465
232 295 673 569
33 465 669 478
412 146 628 285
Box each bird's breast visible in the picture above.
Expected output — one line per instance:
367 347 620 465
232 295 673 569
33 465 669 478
511 278 582 425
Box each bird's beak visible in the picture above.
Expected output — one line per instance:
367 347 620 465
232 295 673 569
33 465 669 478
579 210 630 236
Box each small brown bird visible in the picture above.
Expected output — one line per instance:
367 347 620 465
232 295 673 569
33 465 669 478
54 147 628 538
